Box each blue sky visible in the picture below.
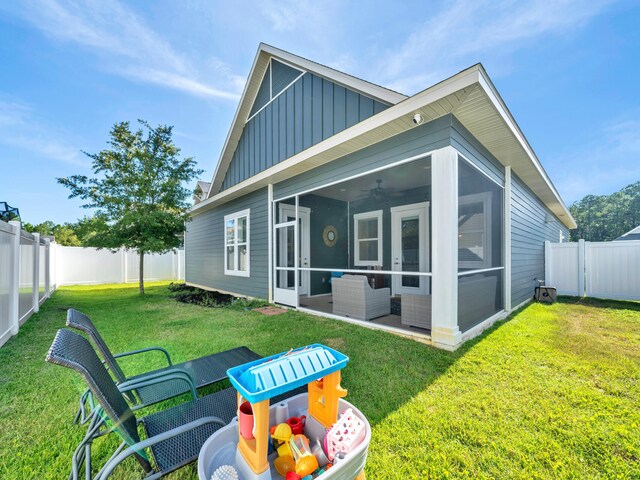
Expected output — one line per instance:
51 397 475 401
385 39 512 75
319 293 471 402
0 0 639 225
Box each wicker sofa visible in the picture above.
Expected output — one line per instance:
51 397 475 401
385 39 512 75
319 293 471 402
331 274 391 320
401 294 432 330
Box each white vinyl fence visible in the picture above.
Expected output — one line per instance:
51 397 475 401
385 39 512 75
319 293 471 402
0 219 185 348
545 239 640 301
54 246 184 286
0 221 52 348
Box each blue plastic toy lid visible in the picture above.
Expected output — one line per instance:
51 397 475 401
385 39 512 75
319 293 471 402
227 344 349 403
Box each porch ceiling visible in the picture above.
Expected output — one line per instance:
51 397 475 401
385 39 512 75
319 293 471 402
191 64 576 229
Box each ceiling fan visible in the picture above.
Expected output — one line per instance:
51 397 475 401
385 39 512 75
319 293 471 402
360 179 401 200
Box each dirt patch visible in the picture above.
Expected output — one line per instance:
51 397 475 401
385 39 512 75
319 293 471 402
253 306 287 316
323 337 347 350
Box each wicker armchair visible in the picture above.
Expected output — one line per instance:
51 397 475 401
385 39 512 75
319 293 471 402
331 274 391 320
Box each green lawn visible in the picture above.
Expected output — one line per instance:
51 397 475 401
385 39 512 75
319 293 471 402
0 283 638 479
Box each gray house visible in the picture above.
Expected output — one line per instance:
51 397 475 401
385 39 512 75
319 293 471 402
615 225 640 241
186 44 576 350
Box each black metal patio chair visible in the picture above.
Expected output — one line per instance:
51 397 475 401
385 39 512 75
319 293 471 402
66 308 261 421
47 328 239 480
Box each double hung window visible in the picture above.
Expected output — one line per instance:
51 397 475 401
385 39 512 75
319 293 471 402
224 209 250 276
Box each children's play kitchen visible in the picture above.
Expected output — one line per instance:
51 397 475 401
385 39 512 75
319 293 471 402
198 344 370 480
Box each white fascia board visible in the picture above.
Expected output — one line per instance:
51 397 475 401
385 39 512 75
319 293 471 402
476 68 577 229
206 47 266 199
190 65 482 215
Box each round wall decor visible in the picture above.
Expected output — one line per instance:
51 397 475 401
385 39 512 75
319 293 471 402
322 225 338 247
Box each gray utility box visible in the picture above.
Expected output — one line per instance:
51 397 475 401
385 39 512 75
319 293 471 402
535 286 557 303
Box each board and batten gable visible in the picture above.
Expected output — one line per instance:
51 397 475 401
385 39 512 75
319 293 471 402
186 188 269 299
221 70 390 191
511 174 569 307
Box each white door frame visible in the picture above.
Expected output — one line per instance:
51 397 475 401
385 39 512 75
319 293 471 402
277 203 311 297
391 202 429 296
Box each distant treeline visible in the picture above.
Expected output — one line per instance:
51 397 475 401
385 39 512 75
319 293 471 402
569 181 640 241
22 216 103 246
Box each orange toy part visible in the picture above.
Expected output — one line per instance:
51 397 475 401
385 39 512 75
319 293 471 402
295 455 319 477
274 455 295 477
236 393 270 474
307 371 347 428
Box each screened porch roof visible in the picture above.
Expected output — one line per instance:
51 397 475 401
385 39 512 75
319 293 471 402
193 60 576 230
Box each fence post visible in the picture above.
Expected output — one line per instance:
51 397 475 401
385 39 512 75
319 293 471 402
32 233 40 313
544 241 551 285
171 250 180 282
44 239 51 298
121 248 128 284
9 221 21 335
580 240 587 297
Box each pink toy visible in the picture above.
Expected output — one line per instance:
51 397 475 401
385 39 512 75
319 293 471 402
324 408 366 461
239 401 254 439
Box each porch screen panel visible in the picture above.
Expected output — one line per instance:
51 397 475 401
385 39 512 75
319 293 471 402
300 155 432 297
457 156 504 330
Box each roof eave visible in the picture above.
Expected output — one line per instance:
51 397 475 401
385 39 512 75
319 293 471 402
194 63 576 230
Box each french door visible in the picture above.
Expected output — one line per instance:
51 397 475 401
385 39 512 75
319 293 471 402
273 204 310 306
391 202 429 296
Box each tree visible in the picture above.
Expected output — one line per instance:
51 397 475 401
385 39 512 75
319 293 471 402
58 120 202 293
22 221 81 246
569 180 640 241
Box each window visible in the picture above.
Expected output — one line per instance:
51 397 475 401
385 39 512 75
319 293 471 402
224 209 250 276
354 210 383 266
458 193 492 269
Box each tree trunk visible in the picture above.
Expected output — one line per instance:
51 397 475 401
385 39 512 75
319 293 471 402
139 251 145 294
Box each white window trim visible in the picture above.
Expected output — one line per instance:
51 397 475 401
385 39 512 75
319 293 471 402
354 210 383 267
458 192 492 269
224 208 250 277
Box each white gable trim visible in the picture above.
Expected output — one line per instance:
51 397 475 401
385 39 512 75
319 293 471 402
207 43 407 198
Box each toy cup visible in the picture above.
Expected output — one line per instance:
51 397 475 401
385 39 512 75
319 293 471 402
238 401 254 439
286 415 306 435
290 434 318 477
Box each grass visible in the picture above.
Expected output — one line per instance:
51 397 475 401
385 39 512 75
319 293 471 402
0 283 638 479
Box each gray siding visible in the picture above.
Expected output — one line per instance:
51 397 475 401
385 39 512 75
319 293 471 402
222 72 390 191
274 115 453 199
186 188 269 299
511 174 569 307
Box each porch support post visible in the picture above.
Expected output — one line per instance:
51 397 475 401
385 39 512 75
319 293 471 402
504 166 512 312
267 184 273 303
430 146 461 350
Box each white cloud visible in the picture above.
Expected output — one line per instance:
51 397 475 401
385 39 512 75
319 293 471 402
0 100 85 166
9 0 241 100
550 117 640 203
377 0 618 93
257 0 330 33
